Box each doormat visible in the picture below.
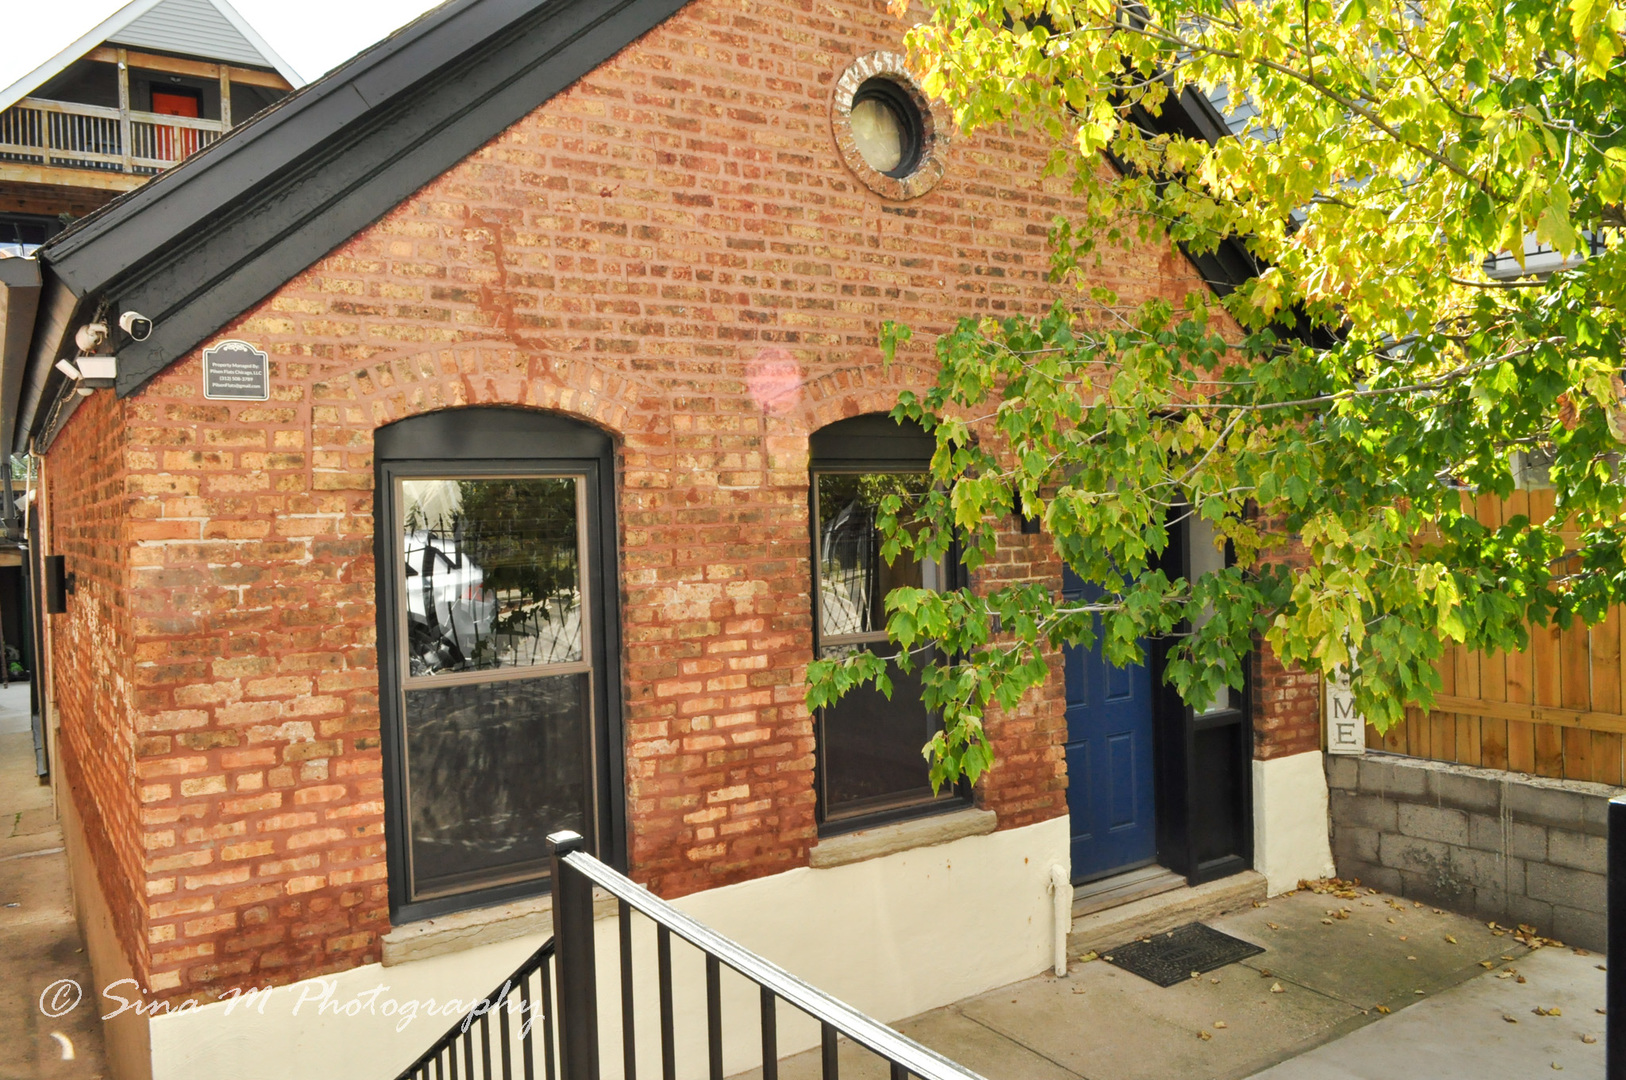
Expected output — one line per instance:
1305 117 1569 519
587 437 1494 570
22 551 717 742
1102 922 1265 987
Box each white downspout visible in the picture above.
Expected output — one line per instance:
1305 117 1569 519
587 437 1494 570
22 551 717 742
1050 864 1071 976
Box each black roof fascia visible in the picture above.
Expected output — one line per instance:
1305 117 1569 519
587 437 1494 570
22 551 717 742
1117 85 1264 298
0 258 42 457
36 0 692 400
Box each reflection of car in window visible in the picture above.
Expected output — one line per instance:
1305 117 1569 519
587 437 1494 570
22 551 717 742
403 530 495 676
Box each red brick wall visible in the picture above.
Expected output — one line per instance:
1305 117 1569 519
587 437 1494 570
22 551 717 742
47 0 1223 1001
46 390 147 983
1249 518 1320 760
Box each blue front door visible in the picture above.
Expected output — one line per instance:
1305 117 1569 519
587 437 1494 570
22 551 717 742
1063 567 1157 883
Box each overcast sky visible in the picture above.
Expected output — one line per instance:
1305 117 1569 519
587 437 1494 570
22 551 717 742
0 0 450 90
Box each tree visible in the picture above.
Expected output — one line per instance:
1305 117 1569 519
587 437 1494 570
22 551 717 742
807 0 1626 790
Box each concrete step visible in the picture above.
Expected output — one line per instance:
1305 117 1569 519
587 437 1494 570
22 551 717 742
1068 869 1268 959
1072 864 1186 919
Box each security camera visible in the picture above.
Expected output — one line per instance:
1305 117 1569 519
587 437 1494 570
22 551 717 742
119 311 153 342
73 322 108 352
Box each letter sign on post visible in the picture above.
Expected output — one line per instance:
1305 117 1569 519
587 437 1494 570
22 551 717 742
1325 668 1366 755
202 340 270 401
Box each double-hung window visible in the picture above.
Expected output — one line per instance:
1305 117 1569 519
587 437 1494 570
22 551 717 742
809 415 970 832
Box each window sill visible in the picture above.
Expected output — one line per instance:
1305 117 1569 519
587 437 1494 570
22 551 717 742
381 888 618 967
808 807 997 869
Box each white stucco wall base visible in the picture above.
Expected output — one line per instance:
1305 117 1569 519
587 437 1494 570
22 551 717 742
1251 750 1337 895
60 773 155 1080
142 816 1068 1080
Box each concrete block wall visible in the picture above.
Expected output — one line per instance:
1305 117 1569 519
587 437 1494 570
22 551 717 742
1327 752 1618 950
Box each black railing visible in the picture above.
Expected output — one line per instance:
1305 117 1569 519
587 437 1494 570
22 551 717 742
393 937 558 1080
395 831 991 1080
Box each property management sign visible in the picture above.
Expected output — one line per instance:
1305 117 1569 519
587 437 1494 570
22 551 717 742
203 340 270 401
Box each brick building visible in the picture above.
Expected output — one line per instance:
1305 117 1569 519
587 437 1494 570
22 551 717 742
0 0 1329 1077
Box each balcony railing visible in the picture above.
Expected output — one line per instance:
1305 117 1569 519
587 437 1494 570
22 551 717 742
393 832 992 1080
0 96 225 175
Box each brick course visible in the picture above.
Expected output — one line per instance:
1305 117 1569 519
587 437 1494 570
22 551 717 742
44 0 1279 1004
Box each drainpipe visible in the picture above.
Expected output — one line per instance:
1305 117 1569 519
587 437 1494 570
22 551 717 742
1050 864 1071 976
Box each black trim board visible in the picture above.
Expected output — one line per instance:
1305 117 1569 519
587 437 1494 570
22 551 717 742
0 259 41 456
33 0 693 402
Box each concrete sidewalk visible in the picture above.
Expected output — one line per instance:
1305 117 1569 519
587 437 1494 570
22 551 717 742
757 880 1604 1080
0 682 109 1080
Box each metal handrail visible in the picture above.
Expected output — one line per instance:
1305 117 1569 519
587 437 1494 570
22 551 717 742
392 936 558 1080
549 831 990 1080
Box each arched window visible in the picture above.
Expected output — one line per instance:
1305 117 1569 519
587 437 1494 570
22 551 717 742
375 408 623 922
809 414 971 832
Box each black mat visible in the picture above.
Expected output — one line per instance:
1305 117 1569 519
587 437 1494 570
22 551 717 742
1101 922 1264 987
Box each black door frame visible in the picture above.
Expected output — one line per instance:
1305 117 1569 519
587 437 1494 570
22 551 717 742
1149 508 1255 885
374 407 625 924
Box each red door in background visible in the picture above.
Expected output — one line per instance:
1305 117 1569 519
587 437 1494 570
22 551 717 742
150 90 201 162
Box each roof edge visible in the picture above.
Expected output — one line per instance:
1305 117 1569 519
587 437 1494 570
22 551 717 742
0 0 167 115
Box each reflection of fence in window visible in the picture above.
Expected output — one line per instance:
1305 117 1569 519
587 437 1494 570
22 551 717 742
402 476 584 676
820 498 878 638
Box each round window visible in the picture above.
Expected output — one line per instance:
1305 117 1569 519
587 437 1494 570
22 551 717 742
831 52 950 200
849 80 922 178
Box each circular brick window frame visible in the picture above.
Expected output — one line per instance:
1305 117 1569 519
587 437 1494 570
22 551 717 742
831 52 951 200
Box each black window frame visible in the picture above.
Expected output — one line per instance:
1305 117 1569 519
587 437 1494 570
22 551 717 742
809 414 972 836
375 407 625 924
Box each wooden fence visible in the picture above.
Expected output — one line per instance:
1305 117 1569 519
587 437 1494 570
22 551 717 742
1368 488 1626 785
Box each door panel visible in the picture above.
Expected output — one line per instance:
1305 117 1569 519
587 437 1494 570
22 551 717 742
1064 567 1157 883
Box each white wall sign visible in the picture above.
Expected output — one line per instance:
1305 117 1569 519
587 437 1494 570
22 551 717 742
1325 668 1367 755
203 339 270 401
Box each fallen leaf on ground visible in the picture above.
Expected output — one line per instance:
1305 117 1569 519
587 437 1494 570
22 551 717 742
1079 951 1099 962
1503 1015 1519 1024
1533 1006 1563 1017
1321 919 1334 925
1575 949 1590 956
1213 1021 1227 1029
1414 990 1425 996
1583 1035 1598 1044
1267 922 1280 930
1518 976 1528 984
1375 1005 1391 1014
1270 983 1285 994
1445 935 1457 944
1072 987 1086 994
1407 956 1418 961
1198 1031 1212 1041
1479 961 1495 969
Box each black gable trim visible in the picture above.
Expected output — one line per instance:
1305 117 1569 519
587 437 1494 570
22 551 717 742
37 0 692 398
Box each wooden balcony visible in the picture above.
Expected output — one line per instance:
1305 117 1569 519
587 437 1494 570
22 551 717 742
0 96 226 188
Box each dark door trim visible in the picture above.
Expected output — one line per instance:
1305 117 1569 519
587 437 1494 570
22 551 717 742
1150 509 1254 885
374 407 625 924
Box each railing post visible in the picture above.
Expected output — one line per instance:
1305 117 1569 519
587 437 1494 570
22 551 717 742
116 48 133 173
550 830 600 1080
1610 797 1625 1080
